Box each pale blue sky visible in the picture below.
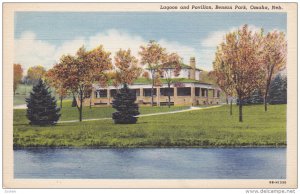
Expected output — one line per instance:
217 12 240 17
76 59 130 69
14 12 286 71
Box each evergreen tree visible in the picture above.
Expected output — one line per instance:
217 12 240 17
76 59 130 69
71 96 77 107
112 84 139 124
26 79 61 125
248 89 264 104
268 74 287 104
237 89 264 105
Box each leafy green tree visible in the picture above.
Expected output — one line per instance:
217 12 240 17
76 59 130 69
26 79 61 125
112 84 139 124
268 74 287 104
27 65 46 85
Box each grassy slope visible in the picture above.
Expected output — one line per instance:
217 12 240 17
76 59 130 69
14 104 286 148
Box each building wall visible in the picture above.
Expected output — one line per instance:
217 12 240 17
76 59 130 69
145 68 192 80
195 71 200 80
82 86 220 107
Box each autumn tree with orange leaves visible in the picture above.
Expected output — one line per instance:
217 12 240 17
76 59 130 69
261 31 287 112
52 46 112 122
14 64 23 95
212 49 236 116
45 67 68 109
213 25 264 122
161 52 182 108
139 40 168 106
113 49 142 87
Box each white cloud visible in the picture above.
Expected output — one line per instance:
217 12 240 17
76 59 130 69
54 37 86 59
199 25 264 70
201 25 263 48
14 29 197 73
14 31 56 72
201 30 227 48
158 39 197 64
87 29 145 61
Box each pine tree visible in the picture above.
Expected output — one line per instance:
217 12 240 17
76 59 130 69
237 89 264 105
268 74 287 104
112 84 139 124
26 79 61 125
71 96 77 107
249 89 264 104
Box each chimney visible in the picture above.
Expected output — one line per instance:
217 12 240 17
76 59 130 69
190 57 196 80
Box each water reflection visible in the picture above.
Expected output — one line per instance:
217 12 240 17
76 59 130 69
14 148 286 179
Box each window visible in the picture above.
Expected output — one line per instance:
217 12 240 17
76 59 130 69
160 88 174 96
143 88 156 96
110 89 117 98
135 89 140 96
217 90 220 98
195 87 200 97
201 88 206 97
177 87 191 96
95 89 107 98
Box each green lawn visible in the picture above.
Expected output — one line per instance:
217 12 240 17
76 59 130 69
13 84 32 105
57 100 189 121
13 84 73 106
13 104 286 148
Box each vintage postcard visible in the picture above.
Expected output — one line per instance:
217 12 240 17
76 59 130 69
2 2 297 189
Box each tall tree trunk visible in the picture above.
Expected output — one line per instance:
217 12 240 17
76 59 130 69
264 91 268 112
226 95 228 104
151 84 154 107
238 97 243 122
60 96 63 109
89 97 92 109
79 91 83 122
230 99 233 116
168 83 171 108
151 71 155 107
79 100 83 122
264 69 274 112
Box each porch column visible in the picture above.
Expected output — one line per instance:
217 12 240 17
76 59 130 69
199 87 202 97
206 89 209 104
174 87 178 106
140 88 143 96
107 88 110 106
191 86 195 106
156 87 160 106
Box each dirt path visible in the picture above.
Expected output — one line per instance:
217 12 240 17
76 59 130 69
13 104 27 109
58 105 223 123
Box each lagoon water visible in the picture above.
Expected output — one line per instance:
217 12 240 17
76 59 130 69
14 148 286 179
